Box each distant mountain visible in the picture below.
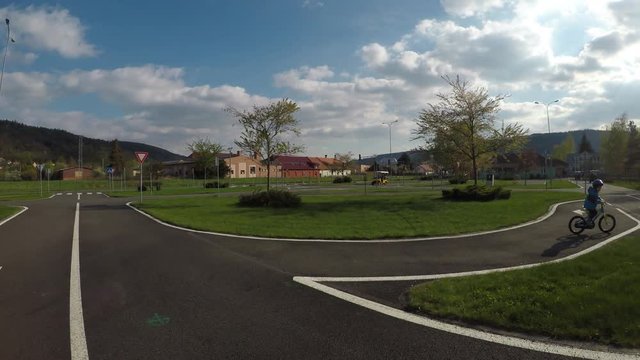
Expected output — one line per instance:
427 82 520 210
0 120 186 167
526 129 605 155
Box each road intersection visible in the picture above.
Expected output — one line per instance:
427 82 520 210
1 188 639 359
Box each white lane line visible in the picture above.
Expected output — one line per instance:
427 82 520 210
70 202 89 360
57 193 63 196
77 193 81 201
67 193 73 196
126 199 582 243
0 206 28 227
293 207 640 359
293 277 638 360
87 192 93 195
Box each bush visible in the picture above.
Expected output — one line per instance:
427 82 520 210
205 181 229 188
420 175 434 181
333 176 352 183
137 185 147 191
238 189 301 208
449 177 468 184
442 185 511 201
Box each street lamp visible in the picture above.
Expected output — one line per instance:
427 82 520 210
0 18 15 98
382 119 399 154
534 100 559 188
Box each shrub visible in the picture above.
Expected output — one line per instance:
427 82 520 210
333 176 352 183
238 189 301 208
420 175 434 181
137 185 147 191
442 185 510 201
449 177 468 184
205 182 229 188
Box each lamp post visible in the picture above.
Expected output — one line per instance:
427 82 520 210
534 100 559 189
0 18 15 98
382 119 398 176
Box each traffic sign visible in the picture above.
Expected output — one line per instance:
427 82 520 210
135 152 149 164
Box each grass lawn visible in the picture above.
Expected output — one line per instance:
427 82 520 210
136 191 583 239
610 180 640 191
0 206 19 221
408 235 640 348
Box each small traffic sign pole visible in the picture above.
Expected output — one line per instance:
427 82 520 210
135 152 149 203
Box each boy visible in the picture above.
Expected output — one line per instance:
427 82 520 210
584 179 604 225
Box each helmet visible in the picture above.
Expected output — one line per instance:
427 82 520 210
592 179 604 187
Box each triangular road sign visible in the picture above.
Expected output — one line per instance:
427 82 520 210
135 151 149 164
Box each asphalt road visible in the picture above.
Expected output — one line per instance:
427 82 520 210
1 187 639 360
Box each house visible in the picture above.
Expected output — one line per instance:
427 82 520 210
567 151 601 174
222 153 280 179
307 156 351 177
54 167 96 180
272 156 320 178
161 158 197 178
490 152 569 179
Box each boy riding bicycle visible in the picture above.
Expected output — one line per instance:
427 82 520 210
584 179 604 225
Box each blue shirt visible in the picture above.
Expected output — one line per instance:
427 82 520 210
584 186 601 210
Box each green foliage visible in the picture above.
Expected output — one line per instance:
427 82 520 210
448 177 468 184
414 75 528 185
552 134 575 161
578 132 594 153
109 139 125 175
442 184 511 201
332 176 352 183
204 181 229 188
238 189 301 208
227 99 304 190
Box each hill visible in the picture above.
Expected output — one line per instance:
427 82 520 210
526 129 604 155
0 120 186 167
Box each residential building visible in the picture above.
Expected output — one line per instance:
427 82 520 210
54 167 96 180
308 156 351 177
272 156 320 178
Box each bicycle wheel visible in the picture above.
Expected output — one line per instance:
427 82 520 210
569 216 585 234
598 214 616 233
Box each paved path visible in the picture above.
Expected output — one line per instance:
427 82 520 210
0 188 638 359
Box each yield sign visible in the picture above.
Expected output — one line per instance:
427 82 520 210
135 151 149 164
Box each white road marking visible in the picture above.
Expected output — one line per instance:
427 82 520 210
70 202 89 360
87 192 92 195
67 193 73 196
0 206 28 227
294 207 640 359
57 193 63 196
126 199 582 243
572 210 584 215
77 193 81 201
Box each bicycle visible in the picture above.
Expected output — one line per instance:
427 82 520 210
568 202 616 235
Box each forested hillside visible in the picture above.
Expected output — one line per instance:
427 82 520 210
0 120 186 167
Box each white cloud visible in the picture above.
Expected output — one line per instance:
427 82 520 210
440 0 507 18
0 5 97 58
302 1 324 9
360 43 389 68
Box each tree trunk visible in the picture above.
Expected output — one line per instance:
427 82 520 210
266 158 271 191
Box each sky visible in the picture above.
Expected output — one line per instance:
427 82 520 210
0 0 639 158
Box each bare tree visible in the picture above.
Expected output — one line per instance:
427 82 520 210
414 75 527 185
226 99 304 190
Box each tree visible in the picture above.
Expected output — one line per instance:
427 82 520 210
552 134 575 161
226 99 304 190
600 113 629 177
334 152 354 175
397 152 412 175
625 121 640 177
187 138 223 185
109 139 125 176
414 75 527 185
519 148 539 184
578 132 594 153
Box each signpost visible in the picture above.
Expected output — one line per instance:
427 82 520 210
135 152 149 203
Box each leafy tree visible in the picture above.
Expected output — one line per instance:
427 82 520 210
397 152 412 174
552 134 575 161
414 75 527 184
578 132 594 153
519 148 539 184
334 152 354 175
187 138 223 184
109 139 125 176
226 99 304 190
600 113 629 177
625 121 640 177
